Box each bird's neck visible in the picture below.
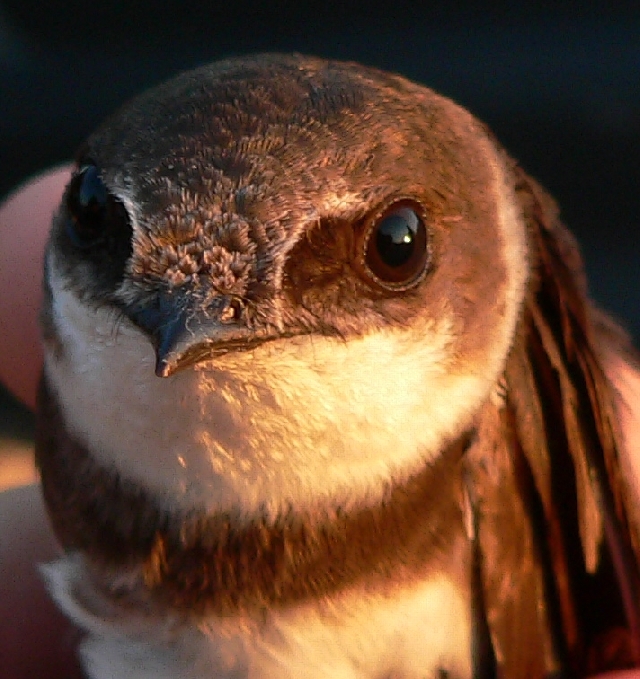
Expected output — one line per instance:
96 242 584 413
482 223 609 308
36 372 473 617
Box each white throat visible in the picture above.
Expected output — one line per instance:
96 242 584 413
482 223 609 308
44 267 498 518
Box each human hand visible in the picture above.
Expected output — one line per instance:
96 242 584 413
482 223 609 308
0 168 638 678
0 167 70 410
0 167 84 678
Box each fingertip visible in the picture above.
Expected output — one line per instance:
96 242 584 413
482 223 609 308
0 166 72 410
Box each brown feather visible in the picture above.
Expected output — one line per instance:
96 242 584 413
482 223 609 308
465 398 563 678
491 165 640 672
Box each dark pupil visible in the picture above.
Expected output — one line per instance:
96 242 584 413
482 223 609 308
375 208 419 267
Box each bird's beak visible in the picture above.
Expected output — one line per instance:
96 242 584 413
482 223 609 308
121 293 261 377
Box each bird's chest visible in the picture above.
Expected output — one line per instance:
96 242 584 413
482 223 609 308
52 558 473 679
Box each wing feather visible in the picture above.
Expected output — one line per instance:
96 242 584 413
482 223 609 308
502 166 640 670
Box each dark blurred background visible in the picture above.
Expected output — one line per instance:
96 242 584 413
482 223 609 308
0 1 639 469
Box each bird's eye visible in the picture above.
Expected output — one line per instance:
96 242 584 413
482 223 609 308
65 164 128 248
357 200 430 291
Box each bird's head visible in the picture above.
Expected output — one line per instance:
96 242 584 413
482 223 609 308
42 54 528 517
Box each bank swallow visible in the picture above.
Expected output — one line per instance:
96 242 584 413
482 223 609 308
35 53 640 678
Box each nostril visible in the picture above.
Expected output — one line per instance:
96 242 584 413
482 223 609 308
219 298 244 324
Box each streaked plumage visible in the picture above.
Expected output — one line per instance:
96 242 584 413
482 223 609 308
35 53 640 678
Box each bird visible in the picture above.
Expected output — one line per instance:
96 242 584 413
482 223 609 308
34 53 640 679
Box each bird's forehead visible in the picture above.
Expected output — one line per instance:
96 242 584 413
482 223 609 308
84 56 491 236
73 55 504 306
